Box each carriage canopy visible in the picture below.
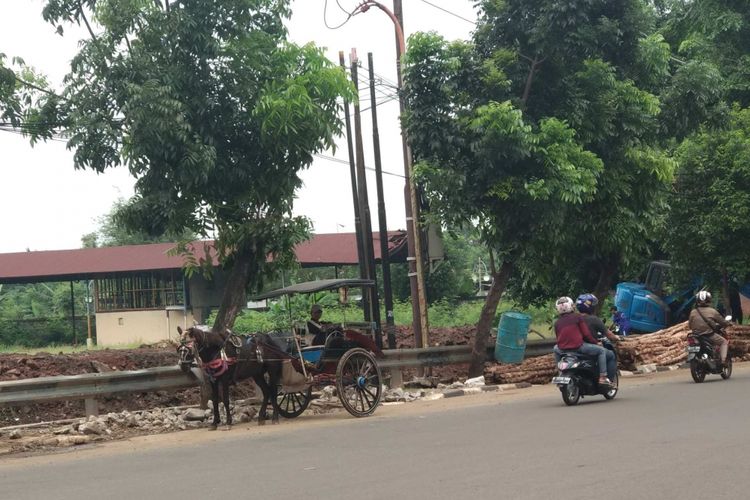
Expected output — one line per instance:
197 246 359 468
251 278 375 301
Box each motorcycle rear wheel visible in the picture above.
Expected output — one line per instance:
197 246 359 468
721 355 733 380
690 360 706 383
603 372 619 400
561 379 581 406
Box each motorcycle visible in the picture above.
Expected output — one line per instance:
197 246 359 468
552 339 619 406
686 331 732 383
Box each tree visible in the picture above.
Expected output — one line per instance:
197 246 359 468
660 0 750 108
404 0 674 375
665 107 750 309
82 198 195 248
0 54 49 133
404 37 601 376
389 228 489 303
11 0 353 334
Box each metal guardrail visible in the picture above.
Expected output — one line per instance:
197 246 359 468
379 339 555 369
0 340 555 413
0 366 203 410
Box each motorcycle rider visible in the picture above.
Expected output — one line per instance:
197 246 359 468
688 290 730 366
553 296 613 387
576 294 618 384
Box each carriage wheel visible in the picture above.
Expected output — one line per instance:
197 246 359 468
275 386 313 419
336 348 382 417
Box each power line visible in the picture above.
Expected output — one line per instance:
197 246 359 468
314 153 405 179
417 0 476 25
323 0 355 29
360 94 399 112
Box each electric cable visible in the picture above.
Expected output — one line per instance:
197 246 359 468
417 0 476 26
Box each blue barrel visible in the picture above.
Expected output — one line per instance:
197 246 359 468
495 311 532 363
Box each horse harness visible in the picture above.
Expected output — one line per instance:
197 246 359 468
192 330 241 382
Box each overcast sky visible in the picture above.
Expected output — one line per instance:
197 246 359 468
0 0 477 253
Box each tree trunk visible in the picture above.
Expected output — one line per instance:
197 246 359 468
468 260 513 377
592 255 618 316
212 244 257 336
721 268 731 318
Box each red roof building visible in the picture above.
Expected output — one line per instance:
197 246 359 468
0 231 406 284
0 232 406 346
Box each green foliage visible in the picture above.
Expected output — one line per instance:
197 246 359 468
666 107 750 287
10 0 355 330
227 296 554 333
661 0 750 107
405 0 671 304
82 198 196 248
0 280 90 347
0 54 49 131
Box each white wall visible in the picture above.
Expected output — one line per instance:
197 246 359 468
96 309 195 346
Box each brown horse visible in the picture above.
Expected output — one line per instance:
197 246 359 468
177 325 282 429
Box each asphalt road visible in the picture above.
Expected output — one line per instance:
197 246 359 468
2 365 750 500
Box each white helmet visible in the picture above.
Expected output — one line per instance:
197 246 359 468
555 296 575 315
696 290 711 305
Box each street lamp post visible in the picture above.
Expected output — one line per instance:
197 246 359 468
354 0 429 348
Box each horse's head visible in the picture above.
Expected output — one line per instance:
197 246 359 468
176 325 202 373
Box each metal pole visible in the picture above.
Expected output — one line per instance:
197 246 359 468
339 51 370 321
86 280 94 349
368 52 396 349
70 281 77 346
351 49 383 348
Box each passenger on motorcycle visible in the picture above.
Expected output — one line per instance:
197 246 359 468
688 290 730 366
576 294 618 383
553 296 613 387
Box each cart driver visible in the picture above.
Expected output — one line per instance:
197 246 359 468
307 304 338 346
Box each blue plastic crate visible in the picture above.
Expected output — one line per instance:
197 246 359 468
300 346 324 364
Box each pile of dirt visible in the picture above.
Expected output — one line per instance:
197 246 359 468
392 325 478 384
0 345 209 427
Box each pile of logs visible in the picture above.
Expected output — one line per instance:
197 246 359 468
483 321 750 384
484 354 556 385
615 322 750 370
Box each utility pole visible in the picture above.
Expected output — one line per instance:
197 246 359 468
390 0 429 347
339 51 370 321
348 0 430 348
351 49 383 349
368 52 396 349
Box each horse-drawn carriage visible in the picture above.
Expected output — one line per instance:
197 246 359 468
178 278 384 428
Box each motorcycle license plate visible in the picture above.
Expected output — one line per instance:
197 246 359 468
552 376 571 385
687 346 700 353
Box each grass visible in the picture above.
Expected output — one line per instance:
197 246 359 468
232 296 558 336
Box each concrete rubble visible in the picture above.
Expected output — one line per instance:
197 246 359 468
0 381 483 453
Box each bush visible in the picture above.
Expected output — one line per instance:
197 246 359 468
0 317 89 347
224 296 556 334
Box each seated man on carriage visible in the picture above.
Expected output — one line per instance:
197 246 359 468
307 303 341 346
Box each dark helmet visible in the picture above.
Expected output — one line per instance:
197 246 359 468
576 293 598 314
695 290 711 306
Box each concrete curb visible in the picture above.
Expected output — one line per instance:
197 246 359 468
411 363 696 401
429 382 535 400
632 363 687 375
